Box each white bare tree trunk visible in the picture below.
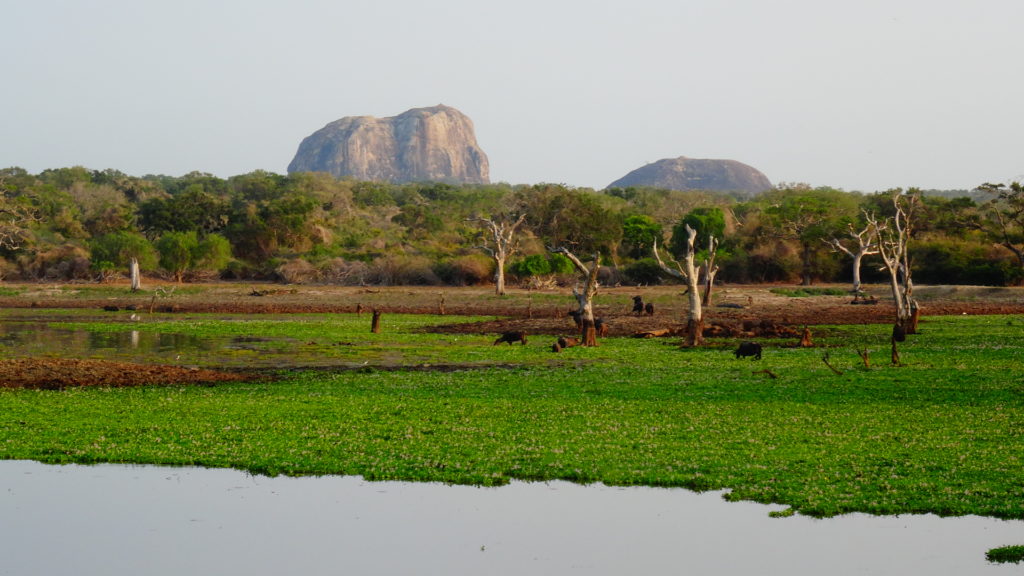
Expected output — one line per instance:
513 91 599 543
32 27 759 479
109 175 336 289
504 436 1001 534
868 191 920 332
701 235 720 307
653 224 708 347
551 247 601 346
129 257 141 292
470 214 526 296
825 222 879 294
850 252 864 293
494 256 507 296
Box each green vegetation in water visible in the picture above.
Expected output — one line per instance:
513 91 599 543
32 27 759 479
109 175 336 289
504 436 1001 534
986 545 1024 564
1 314 1023 522
769 287 849 297
39 313 505 368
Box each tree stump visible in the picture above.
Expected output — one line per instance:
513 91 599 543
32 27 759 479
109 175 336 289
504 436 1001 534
799 327 813 348
371 309 382 333
684 318 704 347
907 305 921 334
581 319 598 347
858 348 870 368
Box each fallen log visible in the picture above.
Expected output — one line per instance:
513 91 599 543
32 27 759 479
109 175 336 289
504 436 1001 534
633 328 672 338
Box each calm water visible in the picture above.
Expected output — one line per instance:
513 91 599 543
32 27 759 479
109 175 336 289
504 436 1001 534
1 460 1021 576
0 319 299 369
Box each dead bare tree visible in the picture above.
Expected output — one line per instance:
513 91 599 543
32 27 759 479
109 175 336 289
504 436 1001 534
549 247 600 346
824 221 878 294
469 214 527 296
867 190 921 334
652 224 713 346
857 348 871 368
700 235 720 307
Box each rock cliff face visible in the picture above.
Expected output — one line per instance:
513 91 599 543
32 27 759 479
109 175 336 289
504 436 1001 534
288 105 489 184
607 157 772 196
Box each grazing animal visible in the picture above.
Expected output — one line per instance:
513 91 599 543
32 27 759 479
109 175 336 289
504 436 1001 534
569 309 606 337
644 302 654 316
734 341 762 360
567 309 583 329
557 336 580 348
552 335 582 352
632 295 645 316
494 331 528 346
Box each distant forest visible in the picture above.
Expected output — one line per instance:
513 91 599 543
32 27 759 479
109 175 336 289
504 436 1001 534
0 166 1021 287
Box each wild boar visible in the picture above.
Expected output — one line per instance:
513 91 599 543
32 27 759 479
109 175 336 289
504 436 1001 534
494 331 528 346
734 341 762 360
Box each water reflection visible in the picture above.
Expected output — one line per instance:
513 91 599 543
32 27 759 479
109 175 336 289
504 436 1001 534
86 328 212 354
1 460 1020 576
0 318 318 368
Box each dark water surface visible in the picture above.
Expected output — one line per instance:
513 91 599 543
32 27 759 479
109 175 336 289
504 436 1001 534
0 318 297 368
1 460 1020 576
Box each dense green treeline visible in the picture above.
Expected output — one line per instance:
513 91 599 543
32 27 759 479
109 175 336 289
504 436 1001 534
0 165 1020 287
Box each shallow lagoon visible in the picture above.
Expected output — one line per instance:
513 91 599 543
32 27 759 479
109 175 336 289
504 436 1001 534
2 460 1021 575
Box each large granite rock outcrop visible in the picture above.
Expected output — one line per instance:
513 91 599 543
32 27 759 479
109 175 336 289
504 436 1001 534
608 157 772 196
288 105 489 184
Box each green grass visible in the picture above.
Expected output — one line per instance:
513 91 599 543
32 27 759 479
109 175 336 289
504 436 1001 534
770 287 849 297
986 545 1024 564
1 313 1023 522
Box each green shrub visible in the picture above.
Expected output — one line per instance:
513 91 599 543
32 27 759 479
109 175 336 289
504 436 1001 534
911 240 1020 286
548 253 575 275
986 545 1024 564
622 258 664 285
511 254 551 278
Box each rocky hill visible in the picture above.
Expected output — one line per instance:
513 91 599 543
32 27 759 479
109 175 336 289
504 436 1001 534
288 105 489 184
607 157 772 196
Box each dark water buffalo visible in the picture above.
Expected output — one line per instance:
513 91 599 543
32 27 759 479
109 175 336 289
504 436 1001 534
632 296 645 316
568 309 582 329
734 341 762 360
569 310 607 337
644 302 654 316
494 331 528 346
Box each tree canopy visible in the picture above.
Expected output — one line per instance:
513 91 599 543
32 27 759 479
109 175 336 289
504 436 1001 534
0 166 1017 287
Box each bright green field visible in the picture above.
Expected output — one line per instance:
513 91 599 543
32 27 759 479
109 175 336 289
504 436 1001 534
1 312 1022 520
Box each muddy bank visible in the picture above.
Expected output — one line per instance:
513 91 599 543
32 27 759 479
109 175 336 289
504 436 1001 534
0 358 256 390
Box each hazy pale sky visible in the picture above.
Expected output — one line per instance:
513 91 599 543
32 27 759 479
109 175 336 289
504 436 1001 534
3 0 1022 192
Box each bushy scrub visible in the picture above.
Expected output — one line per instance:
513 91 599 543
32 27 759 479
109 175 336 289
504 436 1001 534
911 240 1021 286
986 545 1024 564
434 254 493 286
622 258 664 285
